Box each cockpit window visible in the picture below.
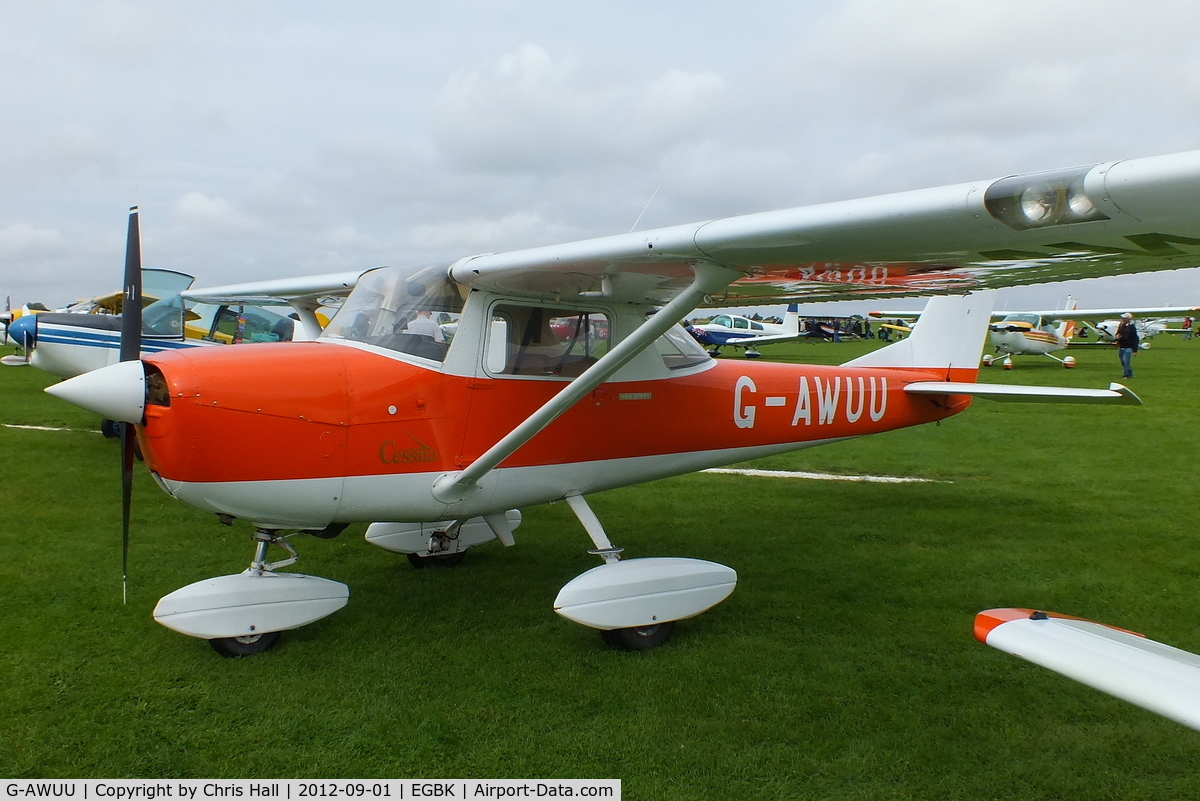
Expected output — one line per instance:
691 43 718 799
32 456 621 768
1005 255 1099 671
322 264 464 362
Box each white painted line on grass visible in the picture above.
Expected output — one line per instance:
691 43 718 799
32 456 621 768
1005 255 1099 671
3 423 86 432
702 467 944 483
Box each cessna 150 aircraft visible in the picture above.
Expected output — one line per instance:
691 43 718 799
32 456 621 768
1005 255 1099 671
45 150 1200 663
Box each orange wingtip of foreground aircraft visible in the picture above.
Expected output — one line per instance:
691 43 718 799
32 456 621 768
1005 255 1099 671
42 149 1200 668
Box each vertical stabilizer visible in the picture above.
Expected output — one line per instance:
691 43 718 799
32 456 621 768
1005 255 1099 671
842 291 995 377
783 303 800 335
1058 296 1079 340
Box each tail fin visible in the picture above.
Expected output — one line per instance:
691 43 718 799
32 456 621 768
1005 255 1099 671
1058 296 1079 339
783 303 800 335
842 291 995 379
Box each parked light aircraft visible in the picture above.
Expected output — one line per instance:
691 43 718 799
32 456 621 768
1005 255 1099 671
44 151 1200 662
874 298 1200 368
10 269 362 380
686 305 801 356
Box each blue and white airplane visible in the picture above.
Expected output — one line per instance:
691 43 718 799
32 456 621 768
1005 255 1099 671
685 304 801 357
9 267 364 379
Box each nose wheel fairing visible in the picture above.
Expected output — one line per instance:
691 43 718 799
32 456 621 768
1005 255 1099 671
152 570 349 641
153 529 348 646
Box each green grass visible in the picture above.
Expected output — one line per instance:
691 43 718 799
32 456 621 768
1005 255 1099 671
2 337 1199 798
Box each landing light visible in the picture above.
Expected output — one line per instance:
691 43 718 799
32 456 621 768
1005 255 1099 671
985 167 1109 231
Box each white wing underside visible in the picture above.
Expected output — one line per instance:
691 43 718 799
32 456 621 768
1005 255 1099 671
176 151 1200 311
450 150 1200 307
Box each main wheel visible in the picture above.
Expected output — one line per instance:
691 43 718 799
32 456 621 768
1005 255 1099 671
600 621 676 651
209 631 282 657
406 550 467 569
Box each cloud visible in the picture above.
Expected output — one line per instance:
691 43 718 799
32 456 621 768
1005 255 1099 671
172 192 260 236
433 43 727 173
0 222 63 253
409 211 582 253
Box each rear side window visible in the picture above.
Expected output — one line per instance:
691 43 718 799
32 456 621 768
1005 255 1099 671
487 305 610 378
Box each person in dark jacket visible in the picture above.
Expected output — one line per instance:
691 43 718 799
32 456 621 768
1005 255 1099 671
1116 312 1139 378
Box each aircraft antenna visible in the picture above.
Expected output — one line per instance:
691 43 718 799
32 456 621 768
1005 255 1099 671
629 185 661 233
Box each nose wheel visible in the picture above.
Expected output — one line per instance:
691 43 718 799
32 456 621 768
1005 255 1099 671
600 621 676 651
209 630 282 658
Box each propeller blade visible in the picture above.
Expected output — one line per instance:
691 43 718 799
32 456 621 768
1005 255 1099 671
120 208 142 363
121 421 134 605
119 207 142 604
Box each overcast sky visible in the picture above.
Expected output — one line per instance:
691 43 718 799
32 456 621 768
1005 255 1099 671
3 0 1200 313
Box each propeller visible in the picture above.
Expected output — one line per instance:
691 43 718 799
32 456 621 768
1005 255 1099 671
119 207 143 605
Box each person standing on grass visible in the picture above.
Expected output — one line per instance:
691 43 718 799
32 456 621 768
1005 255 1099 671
1116 312 1139 379
1184 316 1193 341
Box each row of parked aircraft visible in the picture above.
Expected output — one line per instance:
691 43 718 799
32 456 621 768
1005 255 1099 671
870 298 1200 368
9 149 1200 731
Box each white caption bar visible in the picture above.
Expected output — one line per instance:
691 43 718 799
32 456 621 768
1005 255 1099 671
1 781 620 801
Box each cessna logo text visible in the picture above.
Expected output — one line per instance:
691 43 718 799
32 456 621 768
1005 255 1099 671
379 439 438 464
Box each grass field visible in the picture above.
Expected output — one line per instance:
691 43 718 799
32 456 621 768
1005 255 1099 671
2 335 1199 798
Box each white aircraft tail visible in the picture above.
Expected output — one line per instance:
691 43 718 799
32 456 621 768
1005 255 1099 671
1057 296 1079 339
842 291 995 376
783 304 800 335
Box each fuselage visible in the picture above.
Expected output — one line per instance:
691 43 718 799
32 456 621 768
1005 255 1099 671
137 339 972 529
988 313 1069 356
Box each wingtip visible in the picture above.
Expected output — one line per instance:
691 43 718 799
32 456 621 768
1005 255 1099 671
1108 382 1143 405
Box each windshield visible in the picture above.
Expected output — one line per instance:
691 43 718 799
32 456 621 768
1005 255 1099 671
1000 313 1041 326
321 264 464 362
140 269 197 338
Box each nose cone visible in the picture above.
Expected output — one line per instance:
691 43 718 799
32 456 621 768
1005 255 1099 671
45 359 146 423
8 314 36 347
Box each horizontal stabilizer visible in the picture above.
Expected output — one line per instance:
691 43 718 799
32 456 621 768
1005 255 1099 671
905 381 1140 405
975 608 1200 731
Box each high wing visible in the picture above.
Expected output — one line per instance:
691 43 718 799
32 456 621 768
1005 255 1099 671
976 608 1200 731
1030 304 1200 322
452 150 1200 307
180 269 365 307
180 269 368 338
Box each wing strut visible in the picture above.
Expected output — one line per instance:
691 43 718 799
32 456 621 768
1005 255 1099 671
431 261 741 503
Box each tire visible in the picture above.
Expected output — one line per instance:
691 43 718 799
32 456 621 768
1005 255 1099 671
208 631 282 657
406 550 467 569
100 419 119 438
600 621 676 651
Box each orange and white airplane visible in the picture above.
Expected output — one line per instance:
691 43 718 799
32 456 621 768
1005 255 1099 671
44 150 1200 658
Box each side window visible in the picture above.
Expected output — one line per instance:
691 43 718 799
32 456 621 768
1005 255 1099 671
655 324 712 371
487 304 610 378
751 320 764 331
712 315 732 327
